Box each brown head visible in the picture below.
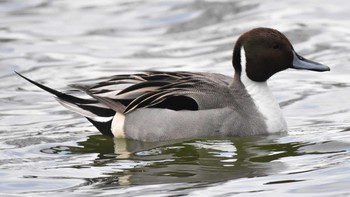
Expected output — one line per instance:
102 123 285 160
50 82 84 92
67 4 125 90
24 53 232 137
232 28 330 82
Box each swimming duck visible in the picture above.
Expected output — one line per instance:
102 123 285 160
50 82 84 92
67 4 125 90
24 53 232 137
16 27 330 142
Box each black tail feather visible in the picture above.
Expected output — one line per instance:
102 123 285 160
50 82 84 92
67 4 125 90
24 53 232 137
86 118 113 137
15 71 96 104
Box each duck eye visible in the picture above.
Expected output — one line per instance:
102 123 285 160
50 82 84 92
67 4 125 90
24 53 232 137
273 44 280 49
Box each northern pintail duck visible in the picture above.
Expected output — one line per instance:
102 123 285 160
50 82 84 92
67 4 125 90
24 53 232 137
17 27 330 142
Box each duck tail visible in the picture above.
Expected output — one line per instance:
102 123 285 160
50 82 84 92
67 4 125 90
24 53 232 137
15 71 115 137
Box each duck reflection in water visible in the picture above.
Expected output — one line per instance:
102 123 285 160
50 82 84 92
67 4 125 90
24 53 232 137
42 134 312 188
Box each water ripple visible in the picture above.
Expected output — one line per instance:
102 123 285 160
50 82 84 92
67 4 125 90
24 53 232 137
1 0 350 196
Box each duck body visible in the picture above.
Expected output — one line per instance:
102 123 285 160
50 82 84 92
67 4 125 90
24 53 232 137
121 72 273 141
17 27 330 142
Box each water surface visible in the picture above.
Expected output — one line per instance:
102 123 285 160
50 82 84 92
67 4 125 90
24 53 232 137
1 0 350 196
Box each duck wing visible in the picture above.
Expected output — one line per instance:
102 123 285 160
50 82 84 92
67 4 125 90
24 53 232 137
78 71 234 114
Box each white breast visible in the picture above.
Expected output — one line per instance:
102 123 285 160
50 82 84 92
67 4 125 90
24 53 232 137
240 47 287 133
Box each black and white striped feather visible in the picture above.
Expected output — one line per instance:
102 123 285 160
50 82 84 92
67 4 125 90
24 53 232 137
79 71 234 113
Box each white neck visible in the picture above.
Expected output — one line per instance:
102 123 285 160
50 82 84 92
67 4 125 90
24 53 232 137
240 47 287 133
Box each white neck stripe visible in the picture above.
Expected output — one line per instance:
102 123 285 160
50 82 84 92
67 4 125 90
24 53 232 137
240 46 247 73
240 46 251 85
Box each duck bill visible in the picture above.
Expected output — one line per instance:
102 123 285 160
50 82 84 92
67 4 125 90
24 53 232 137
292 51 330 72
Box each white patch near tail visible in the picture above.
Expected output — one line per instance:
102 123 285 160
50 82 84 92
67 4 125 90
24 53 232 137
240 47 287 133
111 113 126 138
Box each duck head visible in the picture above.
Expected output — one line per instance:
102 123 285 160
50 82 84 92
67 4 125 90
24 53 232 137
232 27 330 82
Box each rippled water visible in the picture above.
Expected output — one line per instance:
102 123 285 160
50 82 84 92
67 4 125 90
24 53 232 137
1 0 350 196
